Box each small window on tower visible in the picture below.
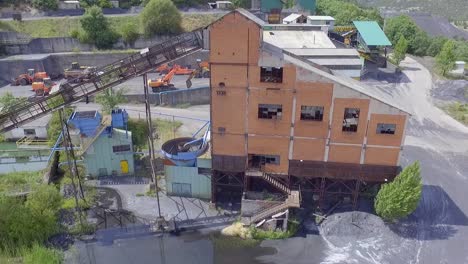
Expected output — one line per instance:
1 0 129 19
342 108 360 132
258 104 282 120
376 123 396 134
300 106 324 121
260 67 283 83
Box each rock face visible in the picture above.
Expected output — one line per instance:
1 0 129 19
221 222 252 239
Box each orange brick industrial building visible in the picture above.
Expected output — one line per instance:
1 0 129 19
208 10 410 207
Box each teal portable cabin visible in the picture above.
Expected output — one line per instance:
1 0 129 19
70 109 134 177
165 158 212 200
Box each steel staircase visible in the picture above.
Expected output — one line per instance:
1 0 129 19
0 30 203 133
242 190 300 225
241 171 301 225
261 173 290 194
75 116 111 156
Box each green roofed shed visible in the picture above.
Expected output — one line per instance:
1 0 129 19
353 21 391 47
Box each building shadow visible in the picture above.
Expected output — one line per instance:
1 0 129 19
388 185 468 240
362 70 411 84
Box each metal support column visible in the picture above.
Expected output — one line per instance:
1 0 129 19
352 180 361 209
59 108 84 225
143 73 163 221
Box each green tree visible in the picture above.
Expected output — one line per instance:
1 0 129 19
127 119 148 150
0 92 16 113
120 22 140 46
436 40 456 76
32 0 58 10
80 6 119 49
392 36 408 66
316 0 383 26
426 36 448 57
141 0 182 37
375 161 422 222
95 87 127 114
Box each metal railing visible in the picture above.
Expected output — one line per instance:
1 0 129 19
0 30 203 133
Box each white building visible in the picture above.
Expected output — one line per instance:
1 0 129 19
283 13 307 24
450 61 466 76
307 15 335 31
3 114 51 140
58 0 80 9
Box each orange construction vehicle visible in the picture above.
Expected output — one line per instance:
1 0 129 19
148 66 177 92
11 69 49 86
172 64 193 75
32 78 55 96
156 63 171 75
186 60 210 88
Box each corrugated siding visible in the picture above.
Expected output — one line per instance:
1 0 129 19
197 158 212 168
84 129 134 177
165 165 211 200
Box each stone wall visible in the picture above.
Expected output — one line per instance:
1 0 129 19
125 87 210 106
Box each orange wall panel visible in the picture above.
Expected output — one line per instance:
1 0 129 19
364 147 400 166
212 133 246 156
292 138 326 161
211 87 247 134
248 88 293 136
367 114 406 147
328 145 362 164
247 136 290 174
294 82 333 138
330 98 369 144
211 64 248 88
209 12 260 64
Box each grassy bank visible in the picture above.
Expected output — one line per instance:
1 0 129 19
0 170 43 193
444 102 468 125
0 13 221 38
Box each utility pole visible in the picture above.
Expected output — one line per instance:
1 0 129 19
143 73 164 224
59 108 84 226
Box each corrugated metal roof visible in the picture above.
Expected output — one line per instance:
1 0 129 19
309 58 363 66
284 48 359 56
307 15 335 21
283 13 303 22
353 21 391 46
263 30 336 49
284 53 411 115
237 8 266 27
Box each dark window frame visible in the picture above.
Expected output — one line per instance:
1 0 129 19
24 129 36 136
249 154 280 168
342 108 360 132
300 105 324 121
112 144 131 153
260 67 283 83
376 123 396 135
258 104 283 120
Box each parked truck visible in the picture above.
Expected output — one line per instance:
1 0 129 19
64 62 97 83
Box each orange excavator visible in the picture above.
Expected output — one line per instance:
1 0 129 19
31 77 55 96
11 69 49 86
148 66 177 92
156 63 193 75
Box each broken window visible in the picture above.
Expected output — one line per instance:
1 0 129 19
260 67 283 83
376 123 396 134
258 104 282 119
342 108 360 132
112 144 131 153
24 129 36 136
249 154 280 168
300 105 324 121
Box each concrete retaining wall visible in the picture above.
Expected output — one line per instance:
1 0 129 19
2 35 183 55
125 87 210 106
0 49 209 82
159 87 210 106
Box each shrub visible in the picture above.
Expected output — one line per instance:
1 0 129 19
32 0 58 10
141 0 182 37
80 6 119 49
375 161 422 222
120 22 140 45
436 40 456 76
127 119 149 150
22 244 62 264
